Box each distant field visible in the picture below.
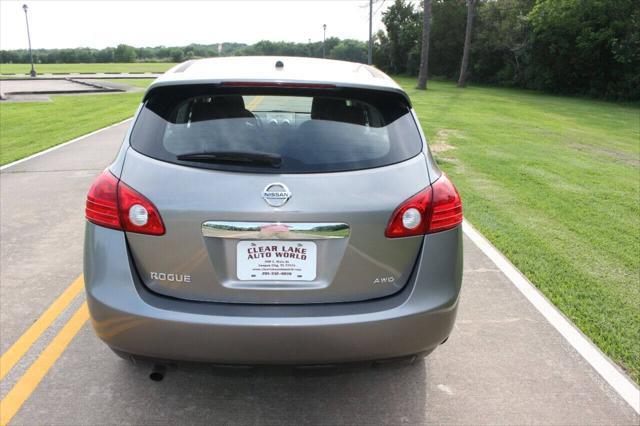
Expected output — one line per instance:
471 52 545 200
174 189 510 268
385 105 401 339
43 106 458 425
396 77 640 383
0 92 143 164
0 63 176 74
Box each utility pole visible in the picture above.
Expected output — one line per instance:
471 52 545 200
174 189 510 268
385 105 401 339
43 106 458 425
368 0 373 64
322 24 327 58
22 4 36 77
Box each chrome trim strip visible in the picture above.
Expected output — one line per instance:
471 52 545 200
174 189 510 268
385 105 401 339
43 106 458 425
202 221 350 240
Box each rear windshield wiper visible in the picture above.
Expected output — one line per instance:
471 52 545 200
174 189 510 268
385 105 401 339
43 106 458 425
176 151 282 168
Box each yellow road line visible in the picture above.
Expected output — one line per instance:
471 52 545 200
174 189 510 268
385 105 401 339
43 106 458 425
0 276 84 381
0 302 89 426
246 96 258 109
246 95 264 111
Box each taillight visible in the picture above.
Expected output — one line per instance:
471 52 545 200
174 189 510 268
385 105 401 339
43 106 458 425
429 174 463 233
385 174 462 238
85 170 165 236
117 181 165 235
385 187 431 238
85 170 120 230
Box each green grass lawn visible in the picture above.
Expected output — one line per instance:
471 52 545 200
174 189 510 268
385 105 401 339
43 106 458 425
0 92 144 164
0 62 175 74
0 78 155 165
396 77 640 383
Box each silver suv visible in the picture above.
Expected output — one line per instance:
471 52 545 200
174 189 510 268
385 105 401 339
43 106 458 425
84 57 463 364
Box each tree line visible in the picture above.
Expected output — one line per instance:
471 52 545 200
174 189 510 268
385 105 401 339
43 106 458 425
378 0 638 100
1 0 637 100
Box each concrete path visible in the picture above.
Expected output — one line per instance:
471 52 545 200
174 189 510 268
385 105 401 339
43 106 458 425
0 78 145 102
0 73 162 79
0 79 104 93
0 123 638 425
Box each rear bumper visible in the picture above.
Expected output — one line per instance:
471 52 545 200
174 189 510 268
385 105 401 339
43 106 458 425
84 224 463 364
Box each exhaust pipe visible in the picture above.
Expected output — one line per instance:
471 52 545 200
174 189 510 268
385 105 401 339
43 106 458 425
149 364 167 382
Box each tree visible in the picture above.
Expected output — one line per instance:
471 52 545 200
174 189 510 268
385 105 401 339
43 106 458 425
457 0 478 87
416 0 432 89
429 0 467 78
373 30 392 71
527 0 639 99
381 0 421 74
471 0 533 86
96 47 114 62
169 47 184 63
114 44 136 63
329 39 368 63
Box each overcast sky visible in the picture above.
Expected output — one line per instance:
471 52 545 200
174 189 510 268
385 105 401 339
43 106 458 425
0 0 392 50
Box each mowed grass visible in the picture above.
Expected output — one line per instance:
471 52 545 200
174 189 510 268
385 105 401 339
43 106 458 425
396 77 640 382
0 92 145 164
0 62 175 74
0 78 155 164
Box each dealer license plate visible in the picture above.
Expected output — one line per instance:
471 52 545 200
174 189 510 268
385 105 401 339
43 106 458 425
236 241 317 281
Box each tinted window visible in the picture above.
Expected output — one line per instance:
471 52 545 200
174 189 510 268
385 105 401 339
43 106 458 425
130 86 422 173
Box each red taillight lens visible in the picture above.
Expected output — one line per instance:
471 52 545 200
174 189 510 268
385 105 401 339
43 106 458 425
117 181 165 235
385 174 462 238
85 170 120 230
385 187 431 238
85 170 165 236
429 174 463 233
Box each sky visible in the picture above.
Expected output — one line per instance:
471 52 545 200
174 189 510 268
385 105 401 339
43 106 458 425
0 0 392 50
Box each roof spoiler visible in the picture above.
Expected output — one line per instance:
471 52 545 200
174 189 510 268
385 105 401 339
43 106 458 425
143 81 412 107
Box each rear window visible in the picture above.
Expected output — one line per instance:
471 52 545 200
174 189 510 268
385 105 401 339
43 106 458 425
130 86 422 173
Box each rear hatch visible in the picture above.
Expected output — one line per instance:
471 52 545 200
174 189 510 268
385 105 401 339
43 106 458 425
120 84 428 304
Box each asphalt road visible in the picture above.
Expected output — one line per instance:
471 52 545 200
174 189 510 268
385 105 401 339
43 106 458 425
0 121 638 425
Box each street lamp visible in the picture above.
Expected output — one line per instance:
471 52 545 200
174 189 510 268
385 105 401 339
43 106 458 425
22 4 36 77
368 0 373 65
322 24 327 58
